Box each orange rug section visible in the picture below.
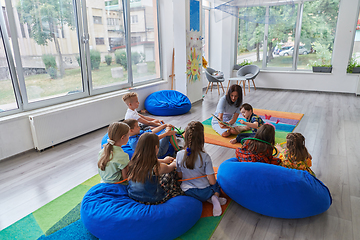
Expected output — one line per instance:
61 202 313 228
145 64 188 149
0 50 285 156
203 109 304 149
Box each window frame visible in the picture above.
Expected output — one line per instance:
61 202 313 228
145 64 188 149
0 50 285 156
0 0 163 117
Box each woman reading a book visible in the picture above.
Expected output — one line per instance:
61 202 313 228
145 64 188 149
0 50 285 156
211 84 243 137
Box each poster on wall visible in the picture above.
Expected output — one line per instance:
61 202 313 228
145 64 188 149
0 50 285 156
187 0 202 83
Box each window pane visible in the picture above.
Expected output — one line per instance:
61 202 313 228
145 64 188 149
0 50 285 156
237 6 266 68
298 0 340 70
267 4 298 68
14 0 84 103
349 11 360 72
0 33 18 112
130 0 160 85
91 1 128 89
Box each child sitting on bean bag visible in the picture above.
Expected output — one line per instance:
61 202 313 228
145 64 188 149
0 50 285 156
127 132 183 205
236 124 281 165
276 132 315 176
98 122 130 184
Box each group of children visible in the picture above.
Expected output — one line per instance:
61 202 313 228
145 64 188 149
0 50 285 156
98 91 315 218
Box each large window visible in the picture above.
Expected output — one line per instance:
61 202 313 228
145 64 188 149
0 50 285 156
0 0 161 117
236 0 340 70
349 11 360 72
237 6 266 68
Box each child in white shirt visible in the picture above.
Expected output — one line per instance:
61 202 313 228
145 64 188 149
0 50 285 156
122 92 164 128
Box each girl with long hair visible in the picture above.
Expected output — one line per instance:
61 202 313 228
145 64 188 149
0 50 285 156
98 122 130 183
276 133 315 176
127 132 183 204
236 124 281 165
176 121 227 216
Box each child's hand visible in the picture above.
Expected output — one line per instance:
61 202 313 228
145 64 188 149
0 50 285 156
239 119 245 124
219 122 227 128
151 120 162 126
275 143 282 151
163 156 174 164
166 124 175 129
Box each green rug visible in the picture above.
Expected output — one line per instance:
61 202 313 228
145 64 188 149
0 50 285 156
0 175 230 240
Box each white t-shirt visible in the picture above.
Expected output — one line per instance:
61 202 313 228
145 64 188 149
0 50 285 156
176 150 214 192
125 108 140 120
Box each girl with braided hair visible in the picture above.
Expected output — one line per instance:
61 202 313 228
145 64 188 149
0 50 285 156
276 133 315 176
98 122 130 183
176 121 227 216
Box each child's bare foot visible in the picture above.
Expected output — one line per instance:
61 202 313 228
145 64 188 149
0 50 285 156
229 138 238 144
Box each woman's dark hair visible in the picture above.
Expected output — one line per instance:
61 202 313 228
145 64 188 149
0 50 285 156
184 121 205 169
127 133 160 183
226 84 243 107
247 124 275 154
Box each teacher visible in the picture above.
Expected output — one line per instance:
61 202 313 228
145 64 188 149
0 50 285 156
211 84 243 137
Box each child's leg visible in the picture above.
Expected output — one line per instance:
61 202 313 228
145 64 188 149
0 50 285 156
168 131 181 151
232 132 256 144
158 136 170 157
234 125 250 133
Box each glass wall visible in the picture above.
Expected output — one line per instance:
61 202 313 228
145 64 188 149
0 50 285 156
267 4 298 69
237 6 266 68
0 0 161 117
13 0 84 103
236 0 340 70
87 1 128 90
349 11 360 72
0 31 18 113
130 0 161 85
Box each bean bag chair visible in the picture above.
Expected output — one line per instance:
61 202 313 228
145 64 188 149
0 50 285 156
144 90 191 116
217 158 332 219
101 133 174 159
81 183 202 240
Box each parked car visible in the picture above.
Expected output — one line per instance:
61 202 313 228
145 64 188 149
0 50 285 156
273 46 292 55
279 46 309 56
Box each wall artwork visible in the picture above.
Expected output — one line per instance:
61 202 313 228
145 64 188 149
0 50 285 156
187 0 202 83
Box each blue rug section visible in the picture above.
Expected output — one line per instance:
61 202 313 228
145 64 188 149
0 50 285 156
45 203 81 236
37 220 97 240
0 214 43 240
236 117 296 132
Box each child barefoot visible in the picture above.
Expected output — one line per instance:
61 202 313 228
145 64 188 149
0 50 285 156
127 132 183 204
98 122 130 184
230 103 264 144
176 121 227 216
276 133 315 176
123 119 182 157
236 124 281 165
122 92 164 129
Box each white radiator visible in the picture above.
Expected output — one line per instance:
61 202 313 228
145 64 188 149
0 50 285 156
29 93 127 151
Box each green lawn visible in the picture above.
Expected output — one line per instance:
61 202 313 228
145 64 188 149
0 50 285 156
0 61 157 105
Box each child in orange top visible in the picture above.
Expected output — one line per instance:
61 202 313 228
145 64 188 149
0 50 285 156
275 133 315 176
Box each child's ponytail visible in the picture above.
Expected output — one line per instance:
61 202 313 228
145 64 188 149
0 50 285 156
286 133 309 163
98 122 130 171
184 121 205 169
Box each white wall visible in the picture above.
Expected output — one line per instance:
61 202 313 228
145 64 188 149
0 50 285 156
210 0 360 94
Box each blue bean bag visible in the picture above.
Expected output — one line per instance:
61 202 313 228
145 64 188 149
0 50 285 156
217 158 332 219
81 183 202 240
144 90 191 116
101 133 174 159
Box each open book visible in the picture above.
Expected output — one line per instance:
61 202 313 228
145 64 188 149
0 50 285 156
211 114 236 130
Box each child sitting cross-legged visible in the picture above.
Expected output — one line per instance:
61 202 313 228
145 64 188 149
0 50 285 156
127 132 183 205
98 122 130 184
275 133 315 176
176 121 227 216
122 92 164 129
123 119 182 157
230 103 264 144
236 124 281 165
